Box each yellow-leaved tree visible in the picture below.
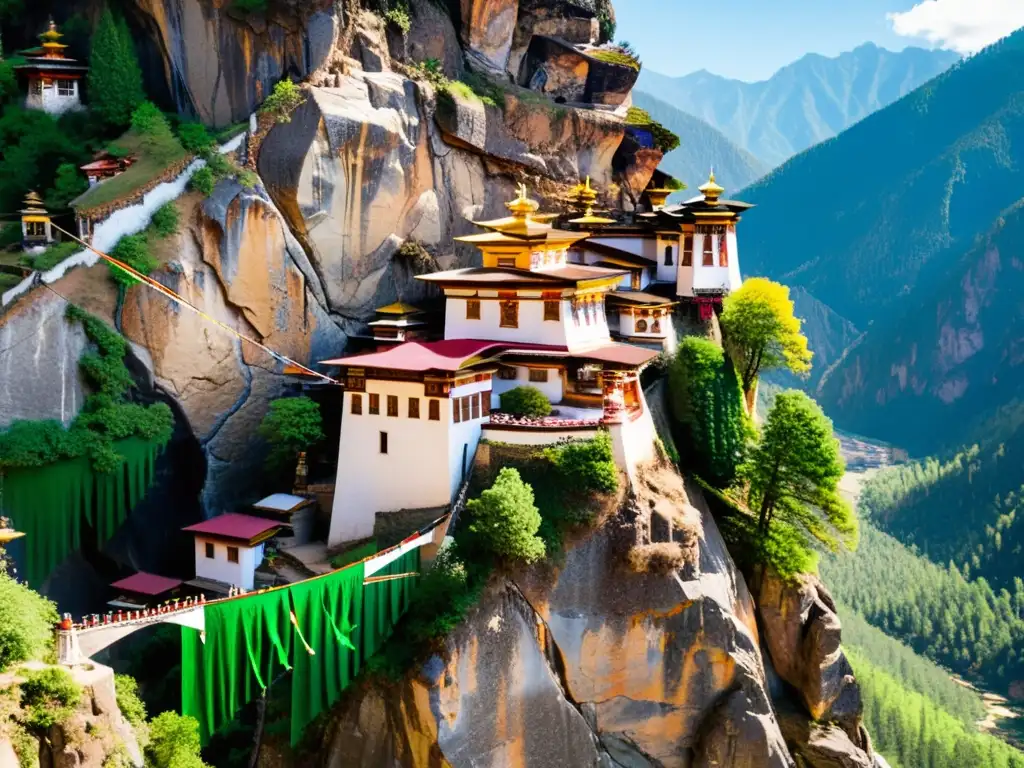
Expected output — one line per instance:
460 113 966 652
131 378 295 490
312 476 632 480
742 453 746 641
719 278 812 412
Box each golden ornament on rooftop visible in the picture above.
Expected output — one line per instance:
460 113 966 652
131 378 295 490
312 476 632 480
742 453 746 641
506 183 540 218
698 169 725 204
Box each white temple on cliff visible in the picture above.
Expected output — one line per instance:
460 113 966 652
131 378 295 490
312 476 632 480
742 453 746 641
322 176 752 545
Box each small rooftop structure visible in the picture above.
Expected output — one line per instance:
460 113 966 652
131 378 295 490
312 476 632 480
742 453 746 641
110 571 183 596
183 513 281 544
15 19 88 115
367 301 428 344
20 191 53 250
184 514 281 592
253 493 316 546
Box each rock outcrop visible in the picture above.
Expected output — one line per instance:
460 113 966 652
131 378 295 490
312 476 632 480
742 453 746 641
321 467 796 768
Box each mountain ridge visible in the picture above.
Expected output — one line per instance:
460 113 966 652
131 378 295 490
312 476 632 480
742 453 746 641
638 43 961 166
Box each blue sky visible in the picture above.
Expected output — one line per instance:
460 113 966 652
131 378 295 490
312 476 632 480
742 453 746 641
614 0 1024 81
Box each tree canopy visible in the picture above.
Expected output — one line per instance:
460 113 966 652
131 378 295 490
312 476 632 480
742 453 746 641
0 571 58 670
259 79 306 123
719 278 812 408
258 396 324 470
467 467 546 563
88 8 145 130
743 390 856 560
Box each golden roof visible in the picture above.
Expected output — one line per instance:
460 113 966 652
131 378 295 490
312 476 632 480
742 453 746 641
20 191 48 216
0 528 25 545
41 19 64 43
462 185 583 241
566 177 615 225
698 169 725 204
375 301 423 315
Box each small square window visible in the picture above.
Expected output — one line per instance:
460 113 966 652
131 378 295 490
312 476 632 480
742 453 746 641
498 366 518 380
499 299 519 328
369 393 380 414
466 299 481 320
544 299 560 321
204 542 215 559
379 431 388 454
387 395 398 417
429 399 440 420
409 397 420 418
529 368 549 383
227 546 239 564
471 394 480 419
58 80 74 97
351 393 362 415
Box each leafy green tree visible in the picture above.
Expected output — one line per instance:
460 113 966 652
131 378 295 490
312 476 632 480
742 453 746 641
129 101 168 136
107 234 157 288
743 390 856 562
719 278 812 410
0 108 90 212
19 667 81 731
468 468 546 563
259 79 306 123
544 431 618 494
499 386 551 418
45 162 88 210
0 59 16 102
0 571 58 669
146 712 211 768
258 396 324 470
113 674 147 728
88 8 145 130
177 122 215 155
149 202 179 238
668 337 751 486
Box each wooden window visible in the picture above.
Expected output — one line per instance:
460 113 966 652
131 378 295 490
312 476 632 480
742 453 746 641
499 298 519 328
481 394 491 417
719 233 729 267
453 398 461 423
631 272 641 290
408 397 420 418
529 368 549 383
466 299 481 320
387 395 398 417
58 80 74 97
227 546 239 564
702 235 714 266
379 431 388 454
652 319 662 334
429 399 440 421
31 80 42 96
498 366 517 380
351 393 363 415
425 381 445 396
461 397 471 422
636 319 648 333
369 393 380 415
471 394 480 419
346 375 365 391
204 542 215 559
497 257 516 268
682 234 693 267
664 244 673 266
543 298 560 321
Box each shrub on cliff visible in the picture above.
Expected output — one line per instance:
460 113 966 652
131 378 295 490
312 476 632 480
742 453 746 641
19 667 81 731
499 386 551 418
88 8 145 131
177 123 215 155
259 79 305 124
146 712 210 768
190 167 215 196
258 396 325 471
668 337 751 486
544 432 618 494
467 468 546 564
108 234 157 288
0 571 58 670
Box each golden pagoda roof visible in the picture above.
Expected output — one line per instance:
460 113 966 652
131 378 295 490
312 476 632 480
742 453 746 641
375 301 424 315
698 169 725 203
40 18 64 42
462 185 585 243
20 191 48 216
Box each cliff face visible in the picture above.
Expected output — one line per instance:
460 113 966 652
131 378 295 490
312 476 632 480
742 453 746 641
316 465 879 768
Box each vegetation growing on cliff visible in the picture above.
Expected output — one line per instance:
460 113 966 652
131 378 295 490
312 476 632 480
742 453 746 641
259 79 305 123
499 386 552 418
258 396 324 471
0 571 58 670
625 105 681 153
468 468 546 564
720 278 812 408
668 337 750 486
88 7 145 131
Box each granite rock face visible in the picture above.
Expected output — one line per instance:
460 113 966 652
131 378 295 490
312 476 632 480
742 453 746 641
757 569 869 750
130 0 338 126
519 36 638 107
509 0 598 78
324 471 795 768
457 0 520 74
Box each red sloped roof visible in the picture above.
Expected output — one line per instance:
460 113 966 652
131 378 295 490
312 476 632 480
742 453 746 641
320 340 567 372
182 513 281 541
110 571 183 595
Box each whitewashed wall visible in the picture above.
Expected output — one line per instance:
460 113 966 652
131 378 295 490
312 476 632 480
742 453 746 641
480 427 601 445
193 537 263 590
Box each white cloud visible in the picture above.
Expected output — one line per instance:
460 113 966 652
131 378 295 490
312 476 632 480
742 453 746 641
888 0 1024 53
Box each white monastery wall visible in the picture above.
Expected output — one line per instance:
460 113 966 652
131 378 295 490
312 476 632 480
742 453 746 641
480 427 601 445
330 380 452 545
619 311 669 340
676 264 695 298
193 537 263 590
655 235 679 283
563 298 611 351
727 229 743 290
448 381 490 496
26 81 82 115
445 296 569 347
491 364 564 407
587 237 651 260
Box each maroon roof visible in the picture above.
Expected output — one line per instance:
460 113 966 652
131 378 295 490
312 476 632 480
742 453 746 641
110 572 183 596
321 340 566 372
416 264 627 287
576 343 661 367
182 513 281 541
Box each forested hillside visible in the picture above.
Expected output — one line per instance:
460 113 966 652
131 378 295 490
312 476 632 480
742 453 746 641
631 92 767 195
637 43 958 167
821 524 1024 693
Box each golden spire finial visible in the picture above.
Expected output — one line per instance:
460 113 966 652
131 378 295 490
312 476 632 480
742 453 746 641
698 167 724 203
506 183 539 219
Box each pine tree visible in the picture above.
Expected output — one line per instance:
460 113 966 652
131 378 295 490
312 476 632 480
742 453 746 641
88 7 145 130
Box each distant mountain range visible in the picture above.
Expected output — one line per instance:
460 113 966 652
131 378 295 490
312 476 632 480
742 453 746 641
638 43 961 168
738 30 1024 457
631 91 768 198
